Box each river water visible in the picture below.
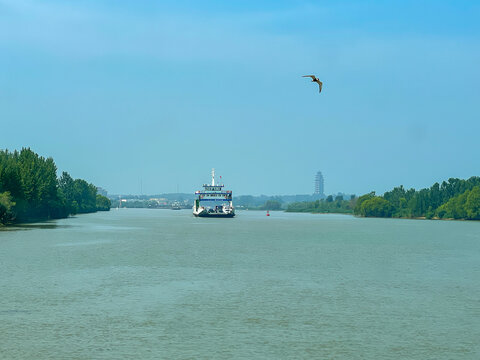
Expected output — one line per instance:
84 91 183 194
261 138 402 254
1 209 479 359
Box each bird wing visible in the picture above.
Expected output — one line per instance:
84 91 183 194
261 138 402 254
302 75 316 79
316 80 323 93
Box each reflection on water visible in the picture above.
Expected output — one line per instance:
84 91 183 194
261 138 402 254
1 209 479 359
0 222 68 231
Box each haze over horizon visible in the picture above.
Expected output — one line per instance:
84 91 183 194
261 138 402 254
1 0 479 196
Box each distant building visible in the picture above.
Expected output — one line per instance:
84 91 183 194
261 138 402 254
314 171 325 197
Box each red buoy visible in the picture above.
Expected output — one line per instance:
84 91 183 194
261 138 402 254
266 211 270 216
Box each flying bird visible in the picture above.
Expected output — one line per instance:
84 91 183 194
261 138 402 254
302 75 323 93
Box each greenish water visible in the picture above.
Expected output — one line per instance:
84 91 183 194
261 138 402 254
1 209 479 359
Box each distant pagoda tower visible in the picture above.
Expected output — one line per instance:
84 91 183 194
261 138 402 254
314 171 325 197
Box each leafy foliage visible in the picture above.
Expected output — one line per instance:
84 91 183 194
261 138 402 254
96 195 111 211
436 185 480 220
357 197 393 217
287 197 355 214
354 177 480 220
260 200 283 210
0 191 16 224
0 148 109 224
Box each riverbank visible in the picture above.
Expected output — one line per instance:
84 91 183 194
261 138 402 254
354 177 480 221
285 210 480 222
0 148 111 226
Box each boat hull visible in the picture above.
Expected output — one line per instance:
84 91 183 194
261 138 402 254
194 212 235 218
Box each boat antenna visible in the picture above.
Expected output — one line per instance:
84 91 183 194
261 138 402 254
211 168 215 186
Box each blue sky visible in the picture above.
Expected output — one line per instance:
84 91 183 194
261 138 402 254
1 0 479 195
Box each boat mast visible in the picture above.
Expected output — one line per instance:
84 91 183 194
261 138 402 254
211 168 215 186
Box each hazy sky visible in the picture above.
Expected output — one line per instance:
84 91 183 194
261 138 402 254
1 0 479 196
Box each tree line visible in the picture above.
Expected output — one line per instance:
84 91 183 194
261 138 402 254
354 177 480 220
0 148 111 225
286 195 355 214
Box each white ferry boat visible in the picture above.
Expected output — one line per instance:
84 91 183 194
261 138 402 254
193 169 235 218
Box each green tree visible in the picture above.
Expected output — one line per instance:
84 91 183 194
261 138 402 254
0 148 104 224
436 192 468 219
465 186 480 220
354 192 375 215
0 192 15 224
72 179 98 213
360 197 393 217
96 195 111 211
287 197 354 214
260 200 282 210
